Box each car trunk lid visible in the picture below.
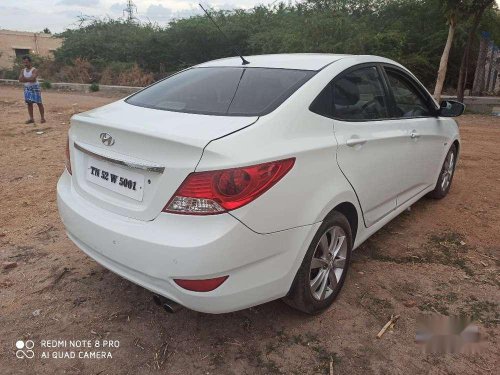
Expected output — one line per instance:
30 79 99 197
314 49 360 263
69 100 258 221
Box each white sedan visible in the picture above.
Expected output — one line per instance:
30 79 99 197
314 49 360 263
57 54 463 314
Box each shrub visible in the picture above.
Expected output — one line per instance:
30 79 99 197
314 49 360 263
99 62 154 86
116 64 155 87
56 57 96 84
41 80 52 89
0 69 18 80
10 54 59 82
89 83 100 92
99 61 134 85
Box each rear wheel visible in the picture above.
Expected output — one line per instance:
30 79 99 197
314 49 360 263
428 144 457 199
283 211 352 314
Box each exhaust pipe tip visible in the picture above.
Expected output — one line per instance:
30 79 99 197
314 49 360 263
163 302 183 314
153 294 183 313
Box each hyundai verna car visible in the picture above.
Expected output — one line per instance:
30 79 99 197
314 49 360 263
57 54 464 314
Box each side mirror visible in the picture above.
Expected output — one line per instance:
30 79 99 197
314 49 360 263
438 100 465 117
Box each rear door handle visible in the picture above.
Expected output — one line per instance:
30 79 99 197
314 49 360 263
346 138 368 147
410 131 420 139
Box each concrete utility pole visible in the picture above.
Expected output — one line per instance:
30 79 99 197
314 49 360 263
485 46 500 94
123 0 138 22
472 32 489 96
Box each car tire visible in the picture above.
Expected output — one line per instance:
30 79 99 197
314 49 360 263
427 144 457 199
283 211 352 314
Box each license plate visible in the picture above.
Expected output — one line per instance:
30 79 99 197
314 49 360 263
86 158 145 201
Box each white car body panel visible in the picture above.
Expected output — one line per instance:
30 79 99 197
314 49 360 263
58 171 321 313
390 117 451 207
197 96 360 234
69 101 258 220
196 53 349 70
57 54 460 313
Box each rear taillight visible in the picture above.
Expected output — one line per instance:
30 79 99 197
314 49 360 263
65 136 72 175
164 158 295 215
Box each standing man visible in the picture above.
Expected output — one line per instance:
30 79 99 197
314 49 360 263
19 55 46 124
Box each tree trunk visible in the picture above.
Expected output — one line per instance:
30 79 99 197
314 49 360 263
471 32 490 95
434 15 457 102
456 1 493 102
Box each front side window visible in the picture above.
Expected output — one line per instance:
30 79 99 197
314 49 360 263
385 70 431 118
332 67 388 121
126 67 314 116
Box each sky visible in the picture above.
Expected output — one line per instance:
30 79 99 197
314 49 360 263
0 0 279 33
1 0 499 34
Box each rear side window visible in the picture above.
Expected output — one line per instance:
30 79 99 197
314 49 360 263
385 69 432 118
126 67 315 116
309 85 332 118
310 66 389 120
332 67 388 120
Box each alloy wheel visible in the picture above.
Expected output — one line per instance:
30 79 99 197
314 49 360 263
309 226 348 301
441 151 455 191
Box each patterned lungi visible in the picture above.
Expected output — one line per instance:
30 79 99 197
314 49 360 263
24 84 42 104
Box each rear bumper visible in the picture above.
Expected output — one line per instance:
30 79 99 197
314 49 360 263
57 171 318 313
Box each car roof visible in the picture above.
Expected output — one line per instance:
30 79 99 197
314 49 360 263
196 53 355 71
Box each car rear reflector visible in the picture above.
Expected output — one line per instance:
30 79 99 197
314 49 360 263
163 158 295 215
174 276 229 292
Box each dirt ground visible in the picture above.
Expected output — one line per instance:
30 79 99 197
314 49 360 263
0 86 498 375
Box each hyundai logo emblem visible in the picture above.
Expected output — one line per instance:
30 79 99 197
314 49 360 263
100 132 115 146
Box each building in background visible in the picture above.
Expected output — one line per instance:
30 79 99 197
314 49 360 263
0 30 62 69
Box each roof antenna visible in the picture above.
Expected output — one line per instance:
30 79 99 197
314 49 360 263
199 3 250 65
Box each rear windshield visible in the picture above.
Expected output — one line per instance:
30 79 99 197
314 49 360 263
126 67 315 116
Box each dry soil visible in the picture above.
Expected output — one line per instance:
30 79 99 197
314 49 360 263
0 86 499 375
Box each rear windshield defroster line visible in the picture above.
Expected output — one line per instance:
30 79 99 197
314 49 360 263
126 67 316 117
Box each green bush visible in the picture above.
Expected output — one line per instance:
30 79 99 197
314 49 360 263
41 80 52 89
16 1 498 89
0 69 18 80
89 83 100 92
89 82 99 92
52 2 499 89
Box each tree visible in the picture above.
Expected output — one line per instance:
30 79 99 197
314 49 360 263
433 1 463 102
43 28 51 34
46 1 500 87
471 31 490 94
456 0 494 101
